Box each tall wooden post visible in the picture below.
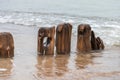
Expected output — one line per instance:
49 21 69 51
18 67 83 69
56 23 72 54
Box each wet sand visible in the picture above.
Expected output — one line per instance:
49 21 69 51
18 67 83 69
0 23 120 80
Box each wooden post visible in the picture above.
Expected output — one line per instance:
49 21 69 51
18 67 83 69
77 24 91 52
91 31 98 50
56 23 72 54
38 26 55 55
0 32 14 58
91 31 104 50
77 24 105 52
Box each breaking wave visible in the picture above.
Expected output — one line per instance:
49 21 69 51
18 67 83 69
0 10 120 47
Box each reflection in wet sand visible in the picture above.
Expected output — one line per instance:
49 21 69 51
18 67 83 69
75 53 93 69
54 55 69 76
36 56 55 77
36 55 69 78
0 58 13 78
35 53 95 79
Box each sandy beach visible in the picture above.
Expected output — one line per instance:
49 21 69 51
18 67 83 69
0 23 120 80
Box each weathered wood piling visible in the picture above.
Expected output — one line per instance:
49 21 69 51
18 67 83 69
56 23 72 54
77 24 104 52
91 31 104 50
37 27 55 55
0 32 14 58
77 24 92 52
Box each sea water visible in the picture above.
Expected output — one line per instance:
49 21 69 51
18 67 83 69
0 0 120 46
0 1 120 80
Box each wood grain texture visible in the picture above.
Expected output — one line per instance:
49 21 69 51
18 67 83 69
56 23 72 54
91 31 104 50
38 27 55 55
77 24 91 52
0 32 14 58
77 24 104 52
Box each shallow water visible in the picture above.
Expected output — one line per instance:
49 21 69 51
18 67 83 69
0 24 120 80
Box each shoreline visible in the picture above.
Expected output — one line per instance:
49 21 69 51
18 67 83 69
0 23 120 80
